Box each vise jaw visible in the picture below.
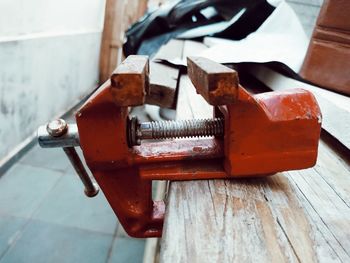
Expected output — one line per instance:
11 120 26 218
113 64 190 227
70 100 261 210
38 55 322 238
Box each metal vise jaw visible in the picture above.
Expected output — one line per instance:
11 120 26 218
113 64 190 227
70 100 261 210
38 55 322 238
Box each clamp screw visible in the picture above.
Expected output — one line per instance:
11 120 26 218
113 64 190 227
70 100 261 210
128 117 224 146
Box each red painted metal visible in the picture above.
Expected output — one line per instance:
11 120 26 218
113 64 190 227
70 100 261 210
75 56 322 237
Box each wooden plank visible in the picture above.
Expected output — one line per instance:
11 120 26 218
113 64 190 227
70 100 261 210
250 65 350 150
99 0 124 83
154 39 185 61
142 40 185 263
182 40 209 61
147 40 184 108
147 62 179 108
99 0 148 83
160 73 350 262
143 181 168 263
154 40 208 66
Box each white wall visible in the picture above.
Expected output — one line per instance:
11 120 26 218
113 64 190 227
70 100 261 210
0 0 106 163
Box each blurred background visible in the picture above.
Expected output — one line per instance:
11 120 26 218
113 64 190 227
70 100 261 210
0 0 323 262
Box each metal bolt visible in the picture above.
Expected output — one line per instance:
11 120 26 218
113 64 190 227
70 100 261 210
46 119 99 198
47 119 68 137
63 147 99 198
128 117 224 146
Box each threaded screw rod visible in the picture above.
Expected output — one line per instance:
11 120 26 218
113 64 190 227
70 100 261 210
127 117 224 146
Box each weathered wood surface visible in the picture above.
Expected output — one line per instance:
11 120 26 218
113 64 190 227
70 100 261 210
143 39 185 263
99 0 148 83
147 62 178 108
160 74 350 262
187 56 239 105
153 39 185 62
147 40 184 108
251 66 350 150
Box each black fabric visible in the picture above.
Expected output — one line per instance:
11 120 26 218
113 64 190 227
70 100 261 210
123 0 275 57
212 1 275 40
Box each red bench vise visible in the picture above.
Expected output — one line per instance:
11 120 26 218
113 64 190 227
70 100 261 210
38 55 322 238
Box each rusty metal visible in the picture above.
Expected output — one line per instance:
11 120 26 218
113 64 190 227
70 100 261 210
110 55 149 106
44 119 99 198
62 147 99 198
187 56 239 105
46 119 68 137
38 55 322 238
38 122 79 148
127 117 224 146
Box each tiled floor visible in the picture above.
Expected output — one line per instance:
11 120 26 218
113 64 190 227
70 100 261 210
0 145 145 263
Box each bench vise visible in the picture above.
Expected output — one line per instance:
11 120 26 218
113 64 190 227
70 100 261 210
38 56 322 238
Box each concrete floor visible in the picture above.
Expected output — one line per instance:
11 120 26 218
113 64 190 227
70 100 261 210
0 144 145 263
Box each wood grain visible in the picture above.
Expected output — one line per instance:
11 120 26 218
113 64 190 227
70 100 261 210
99 0 148 83
147 62 178 108
160 73 350 262
154 39 185 62
147 40 184 108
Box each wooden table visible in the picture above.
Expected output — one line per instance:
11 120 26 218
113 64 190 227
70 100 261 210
158 60 350 262
140 39 350 263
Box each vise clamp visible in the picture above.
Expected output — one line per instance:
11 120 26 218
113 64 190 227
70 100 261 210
38 55 322 238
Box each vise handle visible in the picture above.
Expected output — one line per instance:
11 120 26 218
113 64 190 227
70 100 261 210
38 119 99 197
